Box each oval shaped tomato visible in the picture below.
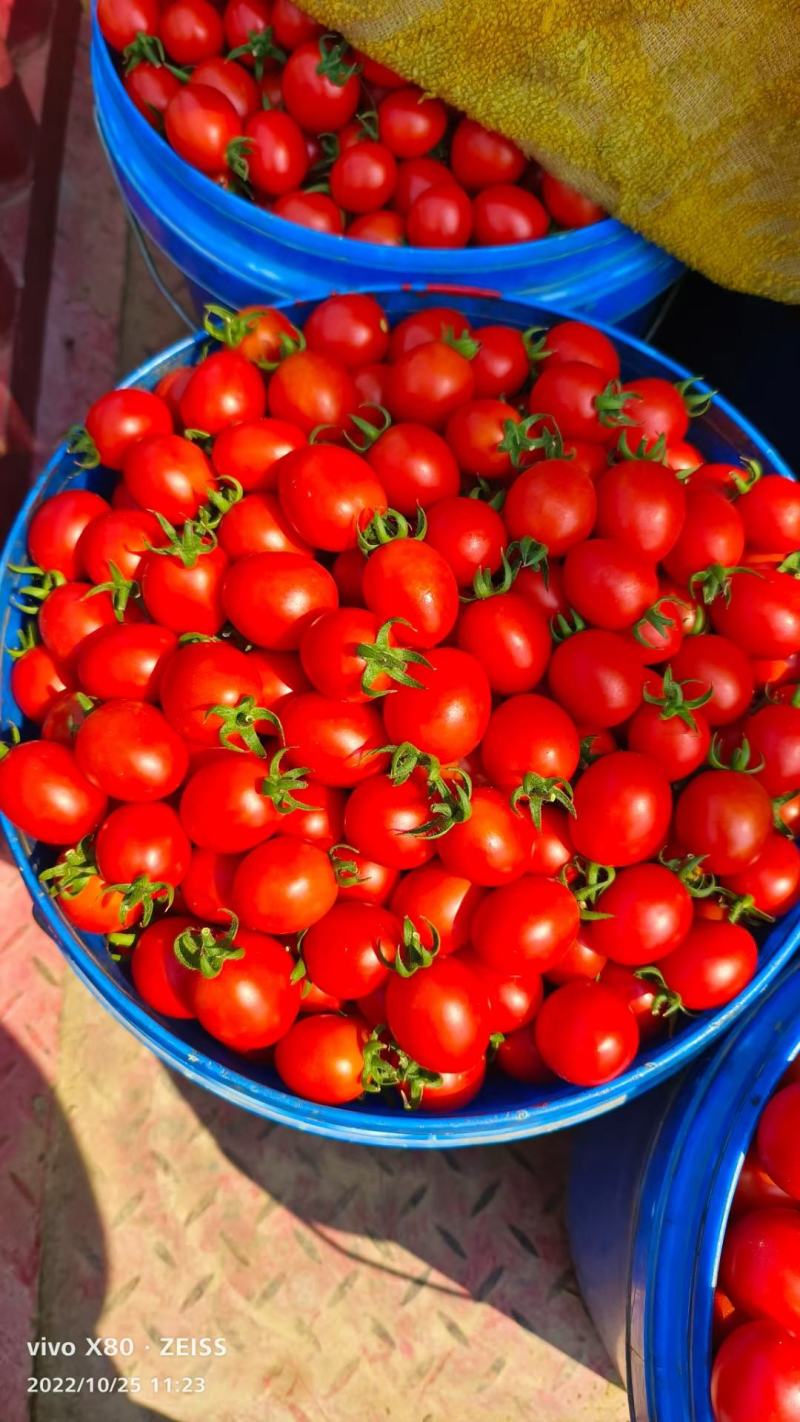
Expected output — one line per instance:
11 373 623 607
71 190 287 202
663 488 745 585
381 647 492 761
481 692 580 794
11 643 73 724
85 388 173 470
27 489 110 581
472 874 579 973
572 751 672 867
711 1320 800 1422
739 475 800 555
563 538 660 631
586 863 693 966
277 445 387 552
386 956 490 1073
424 495 506 588
98 0 160 50
535 980 639 1085
304 294 389 368
659 918 758 1009
130 917 196 1018
191 56 259 122
472 185 549 245
161 0 223 64
140 543 229 637
191 929 302 1052
274 1014 368 1105
724 834 800 916
331 141 398 213
344 772 439 870
674 768 772 875
282 38 361 134
378 87 447 158
96 800 190 890
449 118 526 189
222 552 338 649
158 641 263 745
232 837 338 933
362 539 459 650
712 569 800 661
438 787 533 886
179 349 266 434
278 692 387 786
38 582 133 669
212 417 307 491
549 630 645 728
387 341 475 429
457 592 552 695
179 751 281 852
267 349 357 437
595 459 686 560
367 424 460 514
627 700 711 781
76 700 189 802
671 634 754 726
303 902 402 999
218 491 311 559
390 863 484 957
242 108 310 195
503 459 598 555
123 433 216 523
721 1207 800 1334
541 173 605 228
165 84 240 175
0 740 107 844
181 847 240 924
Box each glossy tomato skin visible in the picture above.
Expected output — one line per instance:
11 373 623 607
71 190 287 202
218 491 310 559
586 863 693 966
282 40 361 134
277 782 345 849
367 425 460 514
130 918 196 1019
711 1320 800 1422
242 109 309 195
386 956 491 1073
343 772 439 870
731 1150 791 1220
85 388 173 470
545 931 608 984
222 0 271 53
449 118 526 189
232 837 338 934
423 496 505 588
331 142 398 213
407 182 473 248
378 87 448 158
191 929 302 1052
529 805 575 877
496 1027 554 1083
621 377 689 451
11 645 73 724
626 701 711 781
458 951 543 1033
481 692 580 790
75 508 166 584
595 459 686 560
739 475 800 555
535 320 620 380
599 963 667 1045
382 647 492 761
723 834 800 916
746 704 800 795
158 641 263 745
472 185 549 245
181 847 240 924
549 630 645 728
659 919 758 1009
528 361 618 445
756 1085 800 1200
95 800 190 889
457 593 552 695
76 700 189 803
390 863 484 956
387 341 475 429
275 1014 368 1104
0 741 107 844
674 769 772 875
38 582 131 669
712 569 800 661
470 324 531 398
123 433 216 523
438 787 533 886
267 349 357 436
223 552 338 650
671 634 754 726
348 210 405 243
720 1207 800 1334
179 752 279 852
161 0 224 64
27 489 109 581
362 539 459 651
278 691 387 786
98 0 160 50
212 418 307 491
336 850 399 905
563 538 660 631
572 751 672 867
503 460 597 555
409 1059 487 1111
541 174 605 227
663 488 745 585
388 306 470 360
179 350 266 434
535 980 639 1086
302 902 401 998
140 544 229 637
278 445 387 552
191 56 259 122
165 84 240 175
471 874 579 973
56 870 140 935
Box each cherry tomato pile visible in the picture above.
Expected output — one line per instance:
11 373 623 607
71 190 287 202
3 292 800 1116
711 1065 800 1422
97 0 605 246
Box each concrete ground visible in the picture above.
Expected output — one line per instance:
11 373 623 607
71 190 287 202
0 5 630 1419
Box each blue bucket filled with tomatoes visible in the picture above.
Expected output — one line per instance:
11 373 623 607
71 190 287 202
569 961 800 1422
2 287 799 1147
90 0 682 327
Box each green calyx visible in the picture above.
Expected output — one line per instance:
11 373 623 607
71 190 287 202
689 562 761 607
633 966 684 1019
441 324 480 361
259 746 313 814
616 430 668 464
708 733 765 775
380 916 441 977
84 562 138 621
357 505 427 553
122 32 189 79
341 404 392 453
658 849 717 898
65 424 100 469
779 551 800 578
773 789 800 837
9 563 66 617
550 608 587 643
106 874 174 928
7 623 38 659
361 1028 442 1106
595 380 641 430
633 597 680 648
202 303 304 368
0 724 21 761
675 376 716 419
356 617 431 697
510 773 575 830
328 843 365 887
563 858 615 921
719 887 774 927
206 696 282 757
173 913 244 979
468 538 549 600
498 415 558 469
467 477 507 510
643 665 712 731
147 511 218 569
522 325 550 363
381 741 473 839
39 837 97 900
316 32 361 85
227 26 286 78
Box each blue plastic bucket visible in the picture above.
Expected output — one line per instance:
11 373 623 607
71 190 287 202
568 964 800 1420
89 4 682 329
2 288 797 1148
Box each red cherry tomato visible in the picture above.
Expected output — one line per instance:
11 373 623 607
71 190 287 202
541 173 605 228
75 700 189 802
472 185 549 245
438 787 533 886
535 980 639 1086
674 769 772 874
275 1015 368 1105
0 740 107 844
711 1319 800 1422
232 837 338 933
377 87 447 158
659 918 758 1009
282 38 361 134
165 84 240 175
471 874 580 973
131 917 196 1018
98 0 160 50
277 445 387 552
572 751 672 867
386 956 491 1073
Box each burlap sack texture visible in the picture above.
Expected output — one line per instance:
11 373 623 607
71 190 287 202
300 0 800 303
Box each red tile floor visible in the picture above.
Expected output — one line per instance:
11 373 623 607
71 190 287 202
0 7 630 1418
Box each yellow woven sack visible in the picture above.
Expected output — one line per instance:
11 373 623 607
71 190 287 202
301 0 800 303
